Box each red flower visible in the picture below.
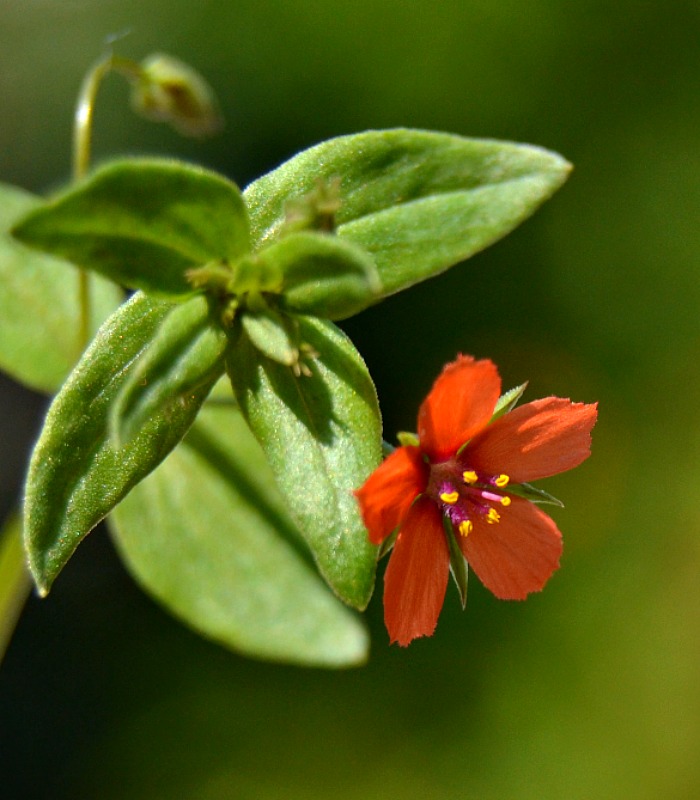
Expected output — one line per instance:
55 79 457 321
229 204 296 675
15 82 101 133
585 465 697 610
355 355 597 646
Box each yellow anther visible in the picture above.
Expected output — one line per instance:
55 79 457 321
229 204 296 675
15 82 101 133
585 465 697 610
500 496 511 507
459 520 473 537
462 470 478 484
440 491 459 505
486 508 501 525
495 474 510 488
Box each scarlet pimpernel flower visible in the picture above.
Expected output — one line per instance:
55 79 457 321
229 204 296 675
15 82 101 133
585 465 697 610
355 355 597 646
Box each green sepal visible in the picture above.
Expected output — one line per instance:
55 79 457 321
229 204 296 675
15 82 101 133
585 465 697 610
239 307 297 367
257 231 380 321
0 182 123 393
12 159 250 297
443 515 469 609
508 482 565 507
245 129 571 301
227 315 381 609
229 254 282 296
281 176 342 235
457 382 530 457
110 401 369 667
377 527 398 560
111 295 227 445
491 382 529 422
396 431 420 448
23 293 214 595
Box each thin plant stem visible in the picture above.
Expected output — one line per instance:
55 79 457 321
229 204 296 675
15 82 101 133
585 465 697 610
0 514 32 664
0 54 146 663
72 53 142 353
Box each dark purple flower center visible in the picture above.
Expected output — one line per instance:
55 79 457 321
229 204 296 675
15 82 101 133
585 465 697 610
426 458 512 537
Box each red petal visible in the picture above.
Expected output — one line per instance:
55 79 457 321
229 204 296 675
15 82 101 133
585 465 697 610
418 355 501 462
459 498 562 600
466 398 598 483
354 446 428 545
383 497 450 646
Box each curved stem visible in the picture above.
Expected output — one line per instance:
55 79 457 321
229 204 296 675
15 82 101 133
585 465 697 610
72 54 142 181
72 54 142 352
3 53 149 663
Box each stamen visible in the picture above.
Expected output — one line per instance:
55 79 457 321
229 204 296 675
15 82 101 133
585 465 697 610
494 474 510 488
459 520 473 537
462 470 478 484
440 490 459 505
500 495 511 507
486 508 501 525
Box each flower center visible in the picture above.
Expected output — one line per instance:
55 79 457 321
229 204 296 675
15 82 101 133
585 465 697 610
427 459 511 537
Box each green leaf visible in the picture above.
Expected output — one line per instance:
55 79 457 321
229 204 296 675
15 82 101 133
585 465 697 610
12 159 250 297
0 182 123 393
110 401 369 667
227 315 381 609
240 307 297 366
258 231 380 320
245 129 570 300
112 295 227 445
23 293 213 594
443 516 468 609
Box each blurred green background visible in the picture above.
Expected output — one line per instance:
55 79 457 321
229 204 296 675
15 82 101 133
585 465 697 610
2 1 699 798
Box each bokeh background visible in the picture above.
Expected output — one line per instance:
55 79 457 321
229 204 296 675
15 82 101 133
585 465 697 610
2 1 699 797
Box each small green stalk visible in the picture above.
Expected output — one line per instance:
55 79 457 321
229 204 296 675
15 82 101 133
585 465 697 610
72 53 142 353
73 54 142 182
0 514 31 664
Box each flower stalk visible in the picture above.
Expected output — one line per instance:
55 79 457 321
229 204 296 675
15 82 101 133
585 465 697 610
0 515 32 664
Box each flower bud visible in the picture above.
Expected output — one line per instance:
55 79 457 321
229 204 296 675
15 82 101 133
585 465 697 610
282 177 342 234
131 53 223 138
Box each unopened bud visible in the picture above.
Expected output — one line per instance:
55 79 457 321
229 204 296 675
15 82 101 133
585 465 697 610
131 53 223 138
283 177 342 234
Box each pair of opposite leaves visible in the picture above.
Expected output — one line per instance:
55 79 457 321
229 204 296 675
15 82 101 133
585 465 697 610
8 129 570 665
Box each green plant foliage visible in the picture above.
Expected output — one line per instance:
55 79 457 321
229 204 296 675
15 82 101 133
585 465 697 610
12 160 250 296
112 295 227 444
240 307 298 366
0 182 123 393
110 401 369 667
245 129 570 299
227 316 381 610
259 231 381 320
23 293 216 594
6 124 573 663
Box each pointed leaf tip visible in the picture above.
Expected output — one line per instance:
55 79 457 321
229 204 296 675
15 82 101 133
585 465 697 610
24 293 216 592
245 129 571 302
227 315 382 609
